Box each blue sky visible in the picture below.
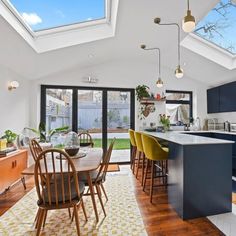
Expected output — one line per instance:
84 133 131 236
9 0 105 31
195 0 236 54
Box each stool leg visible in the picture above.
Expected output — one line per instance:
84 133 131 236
143 159 149 192
135 151 141 179
141 153 145 186
150 160 155 203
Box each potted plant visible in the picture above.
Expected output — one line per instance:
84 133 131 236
135 85 150 102
1 130 17 147
24 122 69 143
159 114 170 132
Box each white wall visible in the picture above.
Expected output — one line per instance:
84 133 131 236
30 59 208 129
0 65 30 135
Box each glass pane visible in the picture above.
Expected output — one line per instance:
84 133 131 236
166 104 190 125
77 90 103 148
166 93 190 101
107 91 131 163
9 0 106 32
194 0 236 54
46 88 72 137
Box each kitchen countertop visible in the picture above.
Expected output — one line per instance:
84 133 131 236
187 130 236 136
144 131 234 145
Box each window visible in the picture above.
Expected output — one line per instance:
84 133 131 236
165 90 193 125
194 0 236 54
8 0 106 32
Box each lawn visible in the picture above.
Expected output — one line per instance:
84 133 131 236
93 138 130 150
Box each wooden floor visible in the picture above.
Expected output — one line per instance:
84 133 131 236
0 166 225 236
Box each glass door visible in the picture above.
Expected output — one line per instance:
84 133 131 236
77 90 103 148
107 91 132 163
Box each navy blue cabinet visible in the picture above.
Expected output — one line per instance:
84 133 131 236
219 82 236 112
207 87 220 113
207 81 236 113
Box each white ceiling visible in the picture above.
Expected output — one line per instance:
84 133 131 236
0 0 236 86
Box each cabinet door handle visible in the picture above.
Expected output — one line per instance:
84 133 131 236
12 161 14 168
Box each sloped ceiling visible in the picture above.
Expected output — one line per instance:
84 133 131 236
0 0 235 86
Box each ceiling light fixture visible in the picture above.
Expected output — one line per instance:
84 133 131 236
140 44 164 88
182 0 196 33
154 17 184 79
8 81 20 91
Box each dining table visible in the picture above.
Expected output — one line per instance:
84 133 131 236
21 147 103 222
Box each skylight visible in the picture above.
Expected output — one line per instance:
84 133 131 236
8 0 106 32
194 0 236 54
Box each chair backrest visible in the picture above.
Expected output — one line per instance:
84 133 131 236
29 139 43 162
34 148 81 206
78 131 94 147
95 138 115 183
141 133 168 161
134 131 144 152
128 129 136 147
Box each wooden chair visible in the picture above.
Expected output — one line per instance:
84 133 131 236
79 138 115 217
34 149 87 236
78 131 94 147
29 139 43 162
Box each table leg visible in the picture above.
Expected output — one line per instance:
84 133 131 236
86 172 99 222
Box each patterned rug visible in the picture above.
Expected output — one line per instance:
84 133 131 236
0 175 147 236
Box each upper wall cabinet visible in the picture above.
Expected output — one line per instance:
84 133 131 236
207 81 236 114
207 87 220 113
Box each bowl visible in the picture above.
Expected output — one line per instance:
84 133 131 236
64 147 79 156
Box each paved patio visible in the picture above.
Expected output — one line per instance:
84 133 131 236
110 149 130 163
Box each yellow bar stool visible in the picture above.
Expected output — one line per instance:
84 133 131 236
128 129 137 173
134 131 146 186
141 133 169 203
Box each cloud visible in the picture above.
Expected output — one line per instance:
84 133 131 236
21 12 42 26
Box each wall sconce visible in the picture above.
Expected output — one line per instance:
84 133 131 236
8 81 20 91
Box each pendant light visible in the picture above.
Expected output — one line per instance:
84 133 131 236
140 44 164 87
182 0 195 32
154 17 184 79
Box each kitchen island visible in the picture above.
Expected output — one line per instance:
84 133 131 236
144 131 233 220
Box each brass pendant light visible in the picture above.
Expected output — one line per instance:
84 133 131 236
154 18 184 79
182 0 196 32
140 44 164 87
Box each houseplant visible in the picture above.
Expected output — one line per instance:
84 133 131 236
135 85 150 102
1 130 17 147
159 114 170 132
24 122 69 143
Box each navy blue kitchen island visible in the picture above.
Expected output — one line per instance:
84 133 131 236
144 131 233 220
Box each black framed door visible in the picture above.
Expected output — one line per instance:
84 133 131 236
40 85 135 164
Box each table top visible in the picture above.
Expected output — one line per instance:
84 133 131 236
22 148 103 175
144 131 234 145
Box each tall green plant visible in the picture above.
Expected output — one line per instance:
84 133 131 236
24 122 69 142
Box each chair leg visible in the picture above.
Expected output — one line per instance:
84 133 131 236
34 208 40 226
73 205 81 236
42 209 48 228
36 209 44 236
81 199 88 221
101 183 108 202
132 148 137 174
135 151 141 179
150 161 155 203
68 208 72 218
143 159 149 192
96 184 106 217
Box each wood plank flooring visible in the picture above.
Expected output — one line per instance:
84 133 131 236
0 166 225 236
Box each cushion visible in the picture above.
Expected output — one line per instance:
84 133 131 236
41 174 85 203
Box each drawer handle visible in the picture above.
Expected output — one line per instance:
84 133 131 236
12 161 14 168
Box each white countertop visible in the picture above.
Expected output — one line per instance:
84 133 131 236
144 131 234 145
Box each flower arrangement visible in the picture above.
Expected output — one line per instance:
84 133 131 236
159 114 170 132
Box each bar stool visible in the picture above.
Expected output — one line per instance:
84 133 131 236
128 129 137 173
141 133 168 203
134 131 146 186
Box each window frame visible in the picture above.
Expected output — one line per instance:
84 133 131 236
165 90 193 123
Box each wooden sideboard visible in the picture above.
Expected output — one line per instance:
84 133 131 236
0 149 28 193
